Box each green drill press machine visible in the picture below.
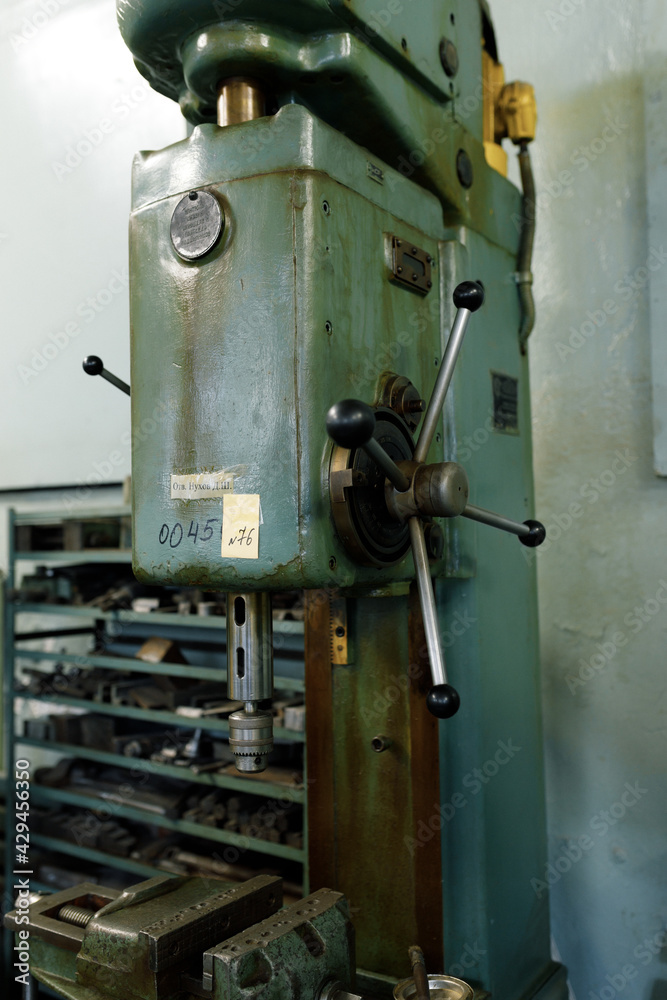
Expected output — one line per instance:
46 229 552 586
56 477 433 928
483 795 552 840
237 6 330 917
6 1 569 998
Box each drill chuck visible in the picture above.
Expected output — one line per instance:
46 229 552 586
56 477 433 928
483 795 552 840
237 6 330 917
228 708 274 772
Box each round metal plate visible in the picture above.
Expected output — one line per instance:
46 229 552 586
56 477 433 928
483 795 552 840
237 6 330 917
170 190 223 260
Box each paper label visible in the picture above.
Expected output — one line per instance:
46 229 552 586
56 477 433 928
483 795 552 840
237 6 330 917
171 471 235 499
221 494 260 559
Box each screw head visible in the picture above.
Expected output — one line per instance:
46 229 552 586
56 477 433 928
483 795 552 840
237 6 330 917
456 149 473 188
439 37 459 78
424 522 444 560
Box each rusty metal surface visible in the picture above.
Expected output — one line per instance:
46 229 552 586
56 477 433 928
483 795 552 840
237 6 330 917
407 583 443 974
129 109 448 593
307 590 442 978
334 593 414 975
407 944 432 1000
13 875 358 1000
305 589 337 892
5 883 119 953
76 874 282 999
207 888 355 1000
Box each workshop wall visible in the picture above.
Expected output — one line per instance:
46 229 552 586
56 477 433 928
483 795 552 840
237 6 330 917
0 0 182 495
493 2 667 999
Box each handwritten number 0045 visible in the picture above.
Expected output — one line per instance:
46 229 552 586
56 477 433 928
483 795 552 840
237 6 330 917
158 519 219 548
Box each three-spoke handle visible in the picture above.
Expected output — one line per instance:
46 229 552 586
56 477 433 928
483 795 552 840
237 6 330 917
326 281 545 720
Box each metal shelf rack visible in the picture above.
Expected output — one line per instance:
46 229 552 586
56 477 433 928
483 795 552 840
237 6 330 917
3 506 308 970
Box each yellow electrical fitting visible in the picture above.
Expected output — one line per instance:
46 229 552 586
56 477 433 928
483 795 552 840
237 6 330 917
497 81 537 145
482 49 537 176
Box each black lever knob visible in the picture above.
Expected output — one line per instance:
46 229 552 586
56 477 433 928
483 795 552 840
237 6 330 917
83 356 131 396
519 519 546 547
327 399 410 492
453 280 485 312
326 399 376 449
82 356 104 376
427 683 461 719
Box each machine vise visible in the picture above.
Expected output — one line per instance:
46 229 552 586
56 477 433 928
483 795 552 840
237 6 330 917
5 875 472 1000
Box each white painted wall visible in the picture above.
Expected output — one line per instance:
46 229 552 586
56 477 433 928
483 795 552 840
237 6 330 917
492 2 667 998
0 0 182 491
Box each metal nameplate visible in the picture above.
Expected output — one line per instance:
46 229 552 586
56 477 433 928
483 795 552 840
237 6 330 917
390 236 432 294
491 372 519 434
170 189 223 261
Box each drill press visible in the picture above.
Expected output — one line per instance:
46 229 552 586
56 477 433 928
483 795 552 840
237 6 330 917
9 2 568 998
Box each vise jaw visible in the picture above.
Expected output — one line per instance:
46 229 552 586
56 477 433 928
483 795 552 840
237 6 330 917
5 874 354 1000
